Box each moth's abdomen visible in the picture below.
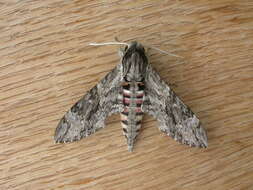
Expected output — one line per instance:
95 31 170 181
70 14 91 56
120 82 144 151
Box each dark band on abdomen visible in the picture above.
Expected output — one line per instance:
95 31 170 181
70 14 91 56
121 120 128 125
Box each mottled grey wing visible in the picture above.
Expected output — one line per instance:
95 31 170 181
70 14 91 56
142 64 208 148
54 64 123 143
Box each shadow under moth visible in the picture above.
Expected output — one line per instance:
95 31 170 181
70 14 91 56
54 41 208 152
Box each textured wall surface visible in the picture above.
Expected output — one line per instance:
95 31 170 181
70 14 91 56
1 0 253 189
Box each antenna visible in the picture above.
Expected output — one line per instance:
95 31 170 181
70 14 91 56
147 46 183 58
88 41 182 58
89 42 129 46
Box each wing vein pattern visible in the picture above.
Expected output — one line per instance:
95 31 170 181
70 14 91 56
55 64 123 143
142 65 208 147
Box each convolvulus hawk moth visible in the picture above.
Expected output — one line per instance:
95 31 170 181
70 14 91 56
54 41 208 151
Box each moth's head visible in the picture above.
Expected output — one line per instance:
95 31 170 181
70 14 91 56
122 41 148 82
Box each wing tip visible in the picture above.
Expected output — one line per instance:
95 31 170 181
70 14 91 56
201 140 208 148
190 138 208 148
184 141 208 148
128 145 134 152
54 135 63 144
54 131 83 144
199 129 208 148
199 142 208 148
54 134 79 144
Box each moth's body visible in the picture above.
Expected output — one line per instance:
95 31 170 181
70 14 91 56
54 41 208 152
121 81 144 151
119 43 147 151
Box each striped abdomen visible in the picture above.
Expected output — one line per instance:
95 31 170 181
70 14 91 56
120 81 144 151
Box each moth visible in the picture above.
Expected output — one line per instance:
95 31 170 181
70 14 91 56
54 41 208 151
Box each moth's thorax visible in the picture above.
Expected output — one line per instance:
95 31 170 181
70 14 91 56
122 42 148 82
120 81 144 151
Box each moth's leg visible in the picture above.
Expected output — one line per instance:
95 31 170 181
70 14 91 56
145 47 151 56
114 37 126 58
118 47 125 58
114 36 120 42
117 86 124 112
141 93 151 113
